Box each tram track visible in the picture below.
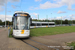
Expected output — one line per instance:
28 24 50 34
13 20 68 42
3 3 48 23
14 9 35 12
21 39 39 50
29 39 59 50
21 39 60 50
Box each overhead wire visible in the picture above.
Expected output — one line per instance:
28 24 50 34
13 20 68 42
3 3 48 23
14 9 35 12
20 0 22 11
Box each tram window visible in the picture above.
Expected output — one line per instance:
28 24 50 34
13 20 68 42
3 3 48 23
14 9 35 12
13 13 31 30
31 23 36 26
49 24 55 25
42 23 48 26
20 17 28 30
37 23 41 26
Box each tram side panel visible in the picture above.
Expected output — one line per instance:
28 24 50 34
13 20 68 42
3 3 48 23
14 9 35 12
30 22 55 28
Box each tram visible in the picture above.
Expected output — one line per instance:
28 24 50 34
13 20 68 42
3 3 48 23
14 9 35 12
12 11 31 38
30 21 55 28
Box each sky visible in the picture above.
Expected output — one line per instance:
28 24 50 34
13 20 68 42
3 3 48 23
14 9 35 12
0 0 75 21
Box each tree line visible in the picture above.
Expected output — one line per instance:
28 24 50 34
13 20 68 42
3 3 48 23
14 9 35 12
0 19 75 25
0 20 12 25
32 19 75 24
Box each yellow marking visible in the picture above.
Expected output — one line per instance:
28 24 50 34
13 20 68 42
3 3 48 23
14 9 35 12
21 30 25 34
8 27 10 29
46 26 48 27
34 26 36 28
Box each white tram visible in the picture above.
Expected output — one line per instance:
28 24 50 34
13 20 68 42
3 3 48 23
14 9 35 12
30 21 55 28
12 11 31 38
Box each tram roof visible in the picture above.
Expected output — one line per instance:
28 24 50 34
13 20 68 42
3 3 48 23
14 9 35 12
15 11 29 14
32 21 55 24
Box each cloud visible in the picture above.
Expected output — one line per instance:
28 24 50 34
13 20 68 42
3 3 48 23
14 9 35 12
0 6 4 12
0 0 6 12
0 0 20 12
31 13 38 17
30 13 39 19
40 1 62 9
57 10 66 14
0 15 12 21
69 14 75 20
8 11 11 12
29 7 34 10
35 0 42 2
59 0 75 10
56 17 62 19
55 16 67 20
35 0 75 10
9 0 20 2
72 17 75 20
0 0 5 7
11 5 16 9
55 15 75 20
68 8 75 11
29 6 39 10
0 0 19 6
70 14 75 16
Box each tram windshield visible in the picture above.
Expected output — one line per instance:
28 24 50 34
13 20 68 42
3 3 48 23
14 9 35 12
13 15 30 30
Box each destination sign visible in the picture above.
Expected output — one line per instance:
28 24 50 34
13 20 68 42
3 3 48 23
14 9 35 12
20 14 27 16
14 14 28 16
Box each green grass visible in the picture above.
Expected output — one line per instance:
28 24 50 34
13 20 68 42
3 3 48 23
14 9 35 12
30 26 75 37
67 42 75 50
9 29 13 38
9 26 75 37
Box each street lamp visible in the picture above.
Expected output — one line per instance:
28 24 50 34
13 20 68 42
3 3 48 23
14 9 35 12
70 16 72 26
46 15 48 22
54 17 56 25
5 0 7 29
51 13 52 22
61 16 62 26
38 14 39 22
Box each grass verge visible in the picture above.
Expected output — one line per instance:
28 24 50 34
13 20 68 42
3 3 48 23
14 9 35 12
9 26 75 37
9 29 13 38
30 26 75 36
67 42 75 50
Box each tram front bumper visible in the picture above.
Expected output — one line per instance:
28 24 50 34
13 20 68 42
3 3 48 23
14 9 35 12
13 34 30 38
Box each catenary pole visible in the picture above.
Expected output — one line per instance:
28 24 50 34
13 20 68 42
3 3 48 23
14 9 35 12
38 14 39 22
5 0 7 29
61 16 62 26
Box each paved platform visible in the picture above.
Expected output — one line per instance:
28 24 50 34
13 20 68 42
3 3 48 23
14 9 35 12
0 28 8 50
0 28 36 50
0 28 75 50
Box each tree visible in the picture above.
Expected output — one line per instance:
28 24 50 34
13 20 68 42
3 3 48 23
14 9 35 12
0 19 2 23
0 19 2 25
73 20 75 24
64 19 68 24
